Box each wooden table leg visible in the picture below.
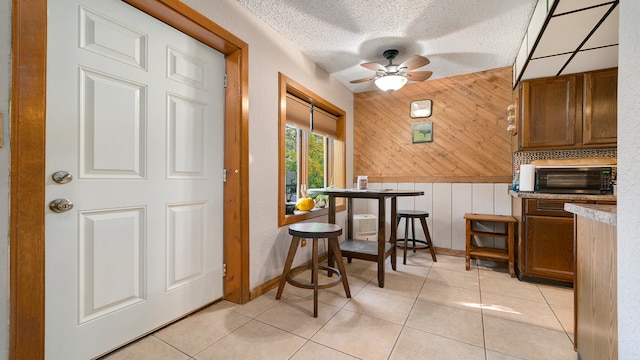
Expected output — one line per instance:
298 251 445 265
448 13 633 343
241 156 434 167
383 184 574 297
390 197 397 271
327 195 336 272
312 237 319 317
376 196 386 287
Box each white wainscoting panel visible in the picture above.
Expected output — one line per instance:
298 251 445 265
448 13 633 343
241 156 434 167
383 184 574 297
494 184 512 215
432 183 453 249
351 182 513 252
472 183 498 248
414 183 434 243
451 184 473 250
494 183 512 248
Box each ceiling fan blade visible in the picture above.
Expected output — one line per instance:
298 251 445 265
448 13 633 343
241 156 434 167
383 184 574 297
406 71 433 82
349 76 377 84
360 62 386 72
399 55 430 71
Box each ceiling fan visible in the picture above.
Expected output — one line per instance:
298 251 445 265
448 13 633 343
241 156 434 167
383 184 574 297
350 49 432 92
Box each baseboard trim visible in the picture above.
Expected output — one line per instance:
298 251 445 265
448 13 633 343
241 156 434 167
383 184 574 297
434 247 464 257
249 247 464 300
249 252 329 300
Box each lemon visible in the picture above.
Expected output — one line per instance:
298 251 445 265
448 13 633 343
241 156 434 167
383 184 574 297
296 197 315 211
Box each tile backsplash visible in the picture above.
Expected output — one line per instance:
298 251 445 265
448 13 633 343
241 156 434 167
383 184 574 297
513 148 617 171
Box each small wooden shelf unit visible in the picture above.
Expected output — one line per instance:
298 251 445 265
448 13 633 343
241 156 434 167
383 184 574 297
464 213 517 277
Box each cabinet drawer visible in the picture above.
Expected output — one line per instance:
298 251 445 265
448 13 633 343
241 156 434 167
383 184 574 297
524 198 587 217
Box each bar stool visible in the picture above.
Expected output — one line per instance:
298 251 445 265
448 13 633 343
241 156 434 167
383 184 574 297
396 210 437 264
275 222 351 317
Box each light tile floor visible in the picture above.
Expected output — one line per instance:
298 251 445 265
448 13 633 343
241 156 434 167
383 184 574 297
102 253 577 360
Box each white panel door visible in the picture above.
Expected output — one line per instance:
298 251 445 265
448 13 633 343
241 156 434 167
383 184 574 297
45 0 225 358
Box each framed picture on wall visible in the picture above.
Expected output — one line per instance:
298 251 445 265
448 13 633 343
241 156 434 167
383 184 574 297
412 122 433 143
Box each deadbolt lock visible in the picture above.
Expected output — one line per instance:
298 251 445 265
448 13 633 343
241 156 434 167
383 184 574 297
52 171 73 184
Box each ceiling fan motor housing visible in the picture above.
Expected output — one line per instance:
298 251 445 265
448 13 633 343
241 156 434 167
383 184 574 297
383 49 399 61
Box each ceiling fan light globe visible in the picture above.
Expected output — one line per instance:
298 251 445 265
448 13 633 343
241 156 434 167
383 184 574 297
375 75 407 92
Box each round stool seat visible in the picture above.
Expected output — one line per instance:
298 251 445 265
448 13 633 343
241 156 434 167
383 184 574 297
288 222 342 238
397 210 429 218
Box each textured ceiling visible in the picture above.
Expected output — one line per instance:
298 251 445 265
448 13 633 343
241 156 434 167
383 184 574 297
236 0 538 93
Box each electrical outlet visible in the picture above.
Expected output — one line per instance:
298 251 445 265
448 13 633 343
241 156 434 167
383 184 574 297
301 239 307 247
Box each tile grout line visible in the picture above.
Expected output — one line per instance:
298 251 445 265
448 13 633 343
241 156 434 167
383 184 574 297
105 255 574 359
385 262 433 359
476 261 490 360
536 283 576 346
279 259 378 359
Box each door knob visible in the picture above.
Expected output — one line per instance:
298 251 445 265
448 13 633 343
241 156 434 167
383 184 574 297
52 171 73 184
49 198 74 213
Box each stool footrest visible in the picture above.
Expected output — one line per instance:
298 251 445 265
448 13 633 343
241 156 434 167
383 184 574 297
285 266 343 290
396 239 430 250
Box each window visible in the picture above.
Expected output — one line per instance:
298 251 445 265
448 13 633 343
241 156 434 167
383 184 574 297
278 73 346 226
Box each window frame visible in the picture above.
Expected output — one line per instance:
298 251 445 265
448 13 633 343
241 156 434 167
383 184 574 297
278 73 346 226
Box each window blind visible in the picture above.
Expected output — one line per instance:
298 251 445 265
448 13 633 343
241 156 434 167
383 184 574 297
286 93 338 139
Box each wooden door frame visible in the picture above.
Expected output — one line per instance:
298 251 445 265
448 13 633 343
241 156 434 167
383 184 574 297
10 0 250 358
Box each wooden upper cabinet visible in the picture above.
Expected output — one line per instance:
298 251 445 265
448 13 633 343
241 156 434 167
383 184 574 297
517 68 617 151
520 74 581 149
583 68 618 145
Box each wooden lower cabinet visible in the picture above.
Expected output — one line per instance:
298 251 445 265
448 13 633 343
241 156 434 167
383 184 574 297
514 197 616 286
523 215 574 282
516 198 577 285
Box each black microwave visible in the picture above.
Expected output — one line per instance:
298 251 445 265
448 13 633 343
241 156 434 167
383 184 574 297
535 166 613 194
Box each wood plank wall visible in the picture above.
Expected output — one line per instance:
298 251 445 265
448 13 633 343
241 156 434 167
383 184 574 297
354 66 513 183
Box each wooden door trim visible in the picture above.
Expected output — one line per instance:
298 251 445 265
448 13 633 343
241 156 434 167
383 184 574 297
10 0 250 358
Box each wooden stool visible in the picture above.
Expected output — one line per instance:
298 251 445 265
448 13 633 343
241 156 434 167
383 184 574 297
396 210 437 264
275 222 351 317
464 213 517 277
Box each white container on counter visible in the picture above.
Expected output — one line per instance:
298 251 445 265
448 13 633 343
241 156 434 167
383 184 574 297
357 175 368 190
519 164 536 192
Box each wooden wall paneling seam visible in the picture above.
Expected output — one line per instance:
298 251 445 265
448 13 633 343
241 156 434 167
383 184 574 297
469 69 514 100
10 0 251 358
